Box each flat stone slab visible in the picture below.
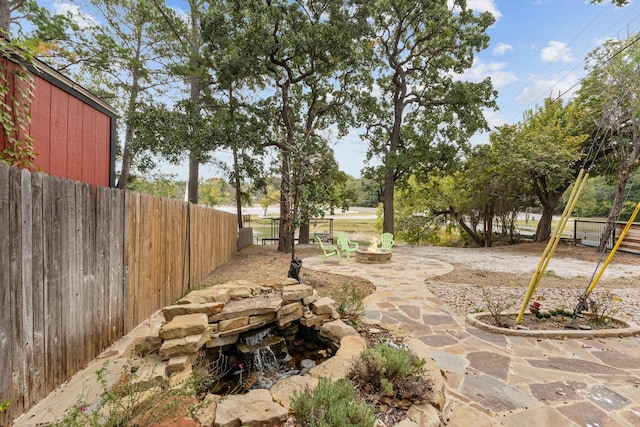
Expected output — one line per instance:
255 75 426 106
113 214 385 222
209 294 283 321
281 284 314 301
160 313 208 340
461 374 540 413
591 349 640 369
418 334 458 348
526 357 627 375
468 351 510 380
585 384 632 411
162 302 224 322
214 389 287 427
529 381 585 402
557 401 619 426
429 350 469 373
422 314 457 326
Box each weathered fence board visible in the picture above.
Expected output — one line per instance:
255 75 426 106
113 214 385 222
9 167 26 418
2 162 239 425
30 172 46 407
617 224 640 255
20 169 34 411
0 165 10 422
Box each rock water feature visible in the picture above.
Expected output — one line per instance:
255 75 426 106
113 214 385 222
157 278 346 392
211 325 327 393
149 277 372 425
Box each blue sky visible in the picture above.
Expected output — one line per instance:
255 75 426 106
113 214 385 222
46 0 640 180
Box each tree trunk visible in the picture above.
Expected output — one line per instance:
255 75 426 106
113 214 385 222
278 152 293 253
381 170 395 234
187 155 199 204
598 167 629 251
0 0 11 34
534 202 556 242
299 222 310 244
116 40 143 189
186 6 202 205
455 215 483 246
117 146 133 189
233 147 243 228
483 205 493 247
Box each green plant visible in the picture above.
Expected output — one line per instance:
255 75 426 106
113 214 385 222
349 344 432 405
52 360 181 427
587 290 621 325
0 399 10 413
291 377 375 427
0 38 36 167
479 287 515 326
331 282 366 322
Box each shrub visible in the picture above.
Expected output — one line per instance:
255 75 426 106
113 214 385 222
479 287 515 326
290 377 375 427
587 290 621 325
331 282 367 323
349 344 432 404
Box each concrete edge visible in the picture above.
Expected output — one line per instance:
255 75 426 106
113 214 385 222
466 312 640 339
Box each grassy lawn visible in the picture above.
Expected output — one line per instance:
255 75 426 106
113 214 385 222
248 213 378 243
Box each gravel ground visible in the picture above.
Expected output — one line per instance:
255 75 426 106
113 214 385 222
423 243 640 324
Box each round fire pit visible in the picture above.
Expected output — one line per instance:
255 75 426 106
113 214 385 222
355 249 392 264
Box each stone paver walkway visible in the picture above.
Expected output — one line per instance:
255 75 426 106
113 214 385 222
304 246 640 426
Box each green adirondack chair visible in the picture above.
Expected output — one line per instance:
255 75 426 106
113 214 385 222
316 235 341 263
380 233 394 251
336 232 359 259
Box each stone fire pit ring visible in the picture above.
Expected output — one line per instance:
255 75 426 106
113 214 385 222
355 249 392 264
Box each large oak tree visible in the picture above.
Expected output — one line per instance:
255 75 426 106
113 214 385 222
360 0 497 235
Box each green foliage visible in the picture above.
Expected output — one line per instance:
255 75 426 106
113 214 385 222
127 172 185 199
361 0 497 232
51 360 203 427
0 399 10 413
291 377 375 427
199 178 235 207
576 32 640 249
0 38 36 168
349 344 431 404
587 290 621 326
331 282 367 323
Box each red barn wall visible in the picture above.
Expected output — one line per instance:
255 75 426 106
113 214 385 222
1 54 116 188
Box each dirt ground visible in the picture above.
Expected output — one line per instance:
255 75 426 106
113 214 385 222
200 241 640 294
199 243 377 299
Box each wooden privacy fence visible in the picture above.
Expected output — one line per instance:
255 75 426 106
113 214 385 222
574 219 640 254
1 163 237 425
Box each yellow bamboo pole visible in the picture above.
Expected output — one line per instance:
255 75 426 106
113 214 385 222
533 172 590 287
515 169 588 323
583 200 640 299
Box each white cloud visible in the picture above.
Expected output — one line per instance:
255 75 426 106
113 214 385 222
448 0 502 21
462 58 519 88
540 40 574 63
493 42 513 55
54 2 99 29
515 72 580 104
483 109 508 129
467 0 502 20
